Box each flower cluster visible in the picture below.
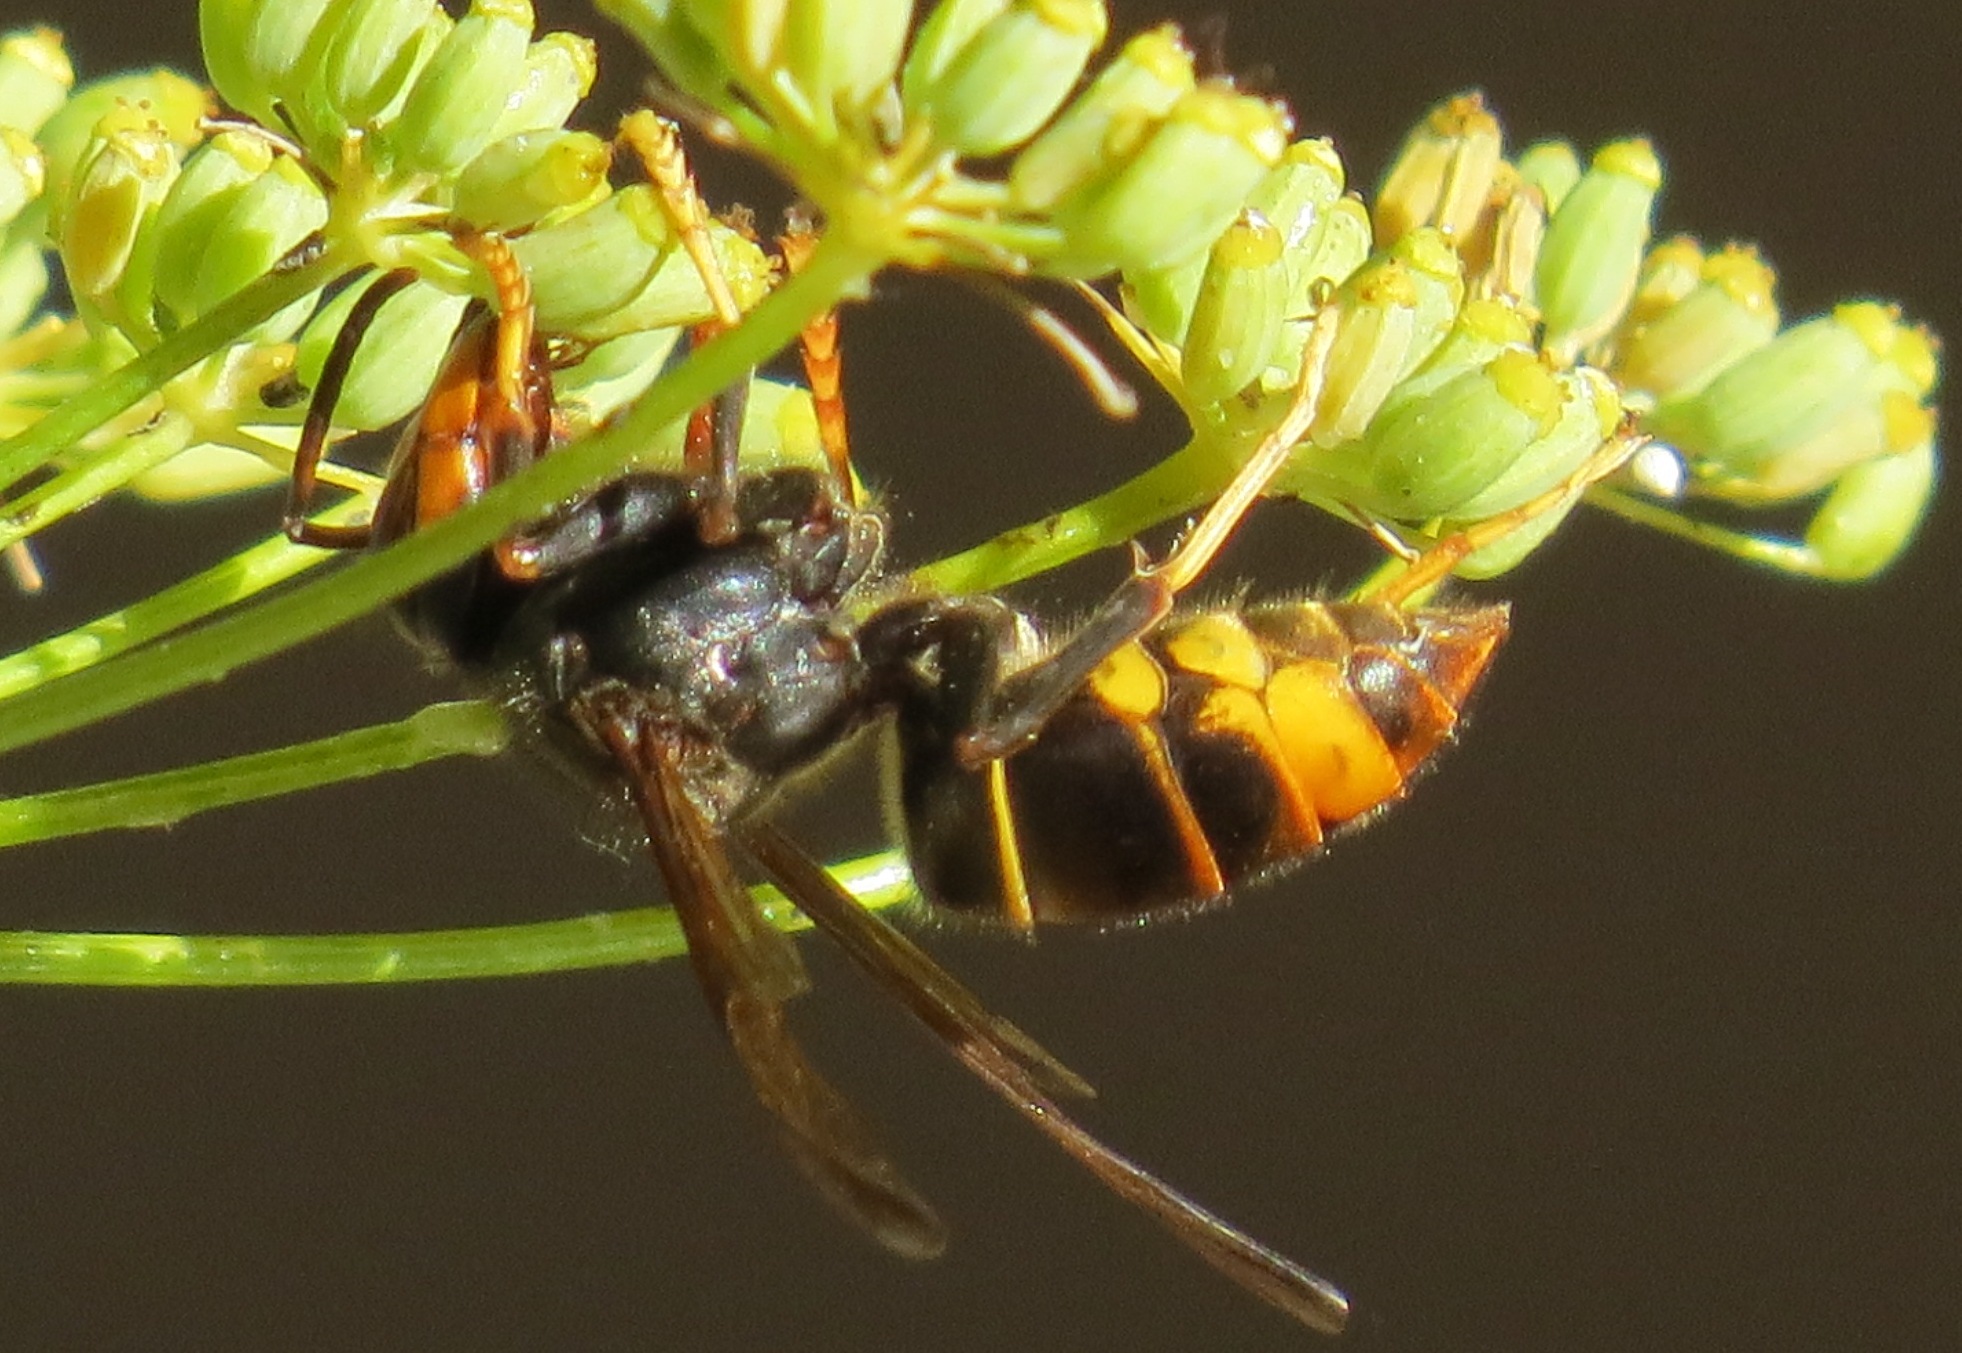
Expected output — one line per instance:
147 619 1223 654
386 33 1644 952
0 3 1943 598
1105 90 1940 581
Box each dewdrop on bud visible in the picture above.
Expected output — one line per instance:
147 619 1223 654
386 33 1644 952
904 0 1108 157
1536 138 1661 364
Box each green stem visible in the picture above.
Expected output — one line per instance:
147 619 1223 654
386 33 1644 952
0 701 507 846
0 412 195 549
0 498 364 702
0 247 350 493
0 850 915 986
910 436 1224 595
0 233 880 759
1587 485 1820 575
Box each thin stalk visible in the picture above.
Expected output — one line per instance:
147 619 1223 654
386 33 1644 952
0 412 195 549
0 701 508 847
1587 485 1818 575
0 851 915 986
909 436 1224 596
0 497 365 702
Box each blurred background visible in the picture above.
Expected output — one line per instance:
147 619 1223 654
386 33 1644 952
3 1 1957 1349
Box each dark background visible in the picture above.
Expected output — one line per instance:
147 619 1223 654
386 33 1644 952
4 1 1958 1350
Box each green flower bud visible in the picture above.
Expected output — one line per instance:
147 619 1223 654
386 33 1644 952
783 0 916 117
294 276 472 431
902 0 1007 103
1302 346 1569 521
308 0 444 136
1286 190 1371 302
510 184 772 340
1450 494 1566 577
487 31 598 143
386 0 535 176
131 444 286 499
1451 363 1621 521
129 444 283 501
906 0 1109 157
1376 294 1536 417
1617 234 1705 327
1247 137 1346 255
454 129 611 231
150 130 275 324
1052 83 1288 277
175 156 328 337
1649 302 1938 502
1802 439 1936 581
1311 228 1464 445
679 0 787 84
552 326 682 427
1008 23 1193 212
1611 241 1779 402
199 0 334 126
35 69 209 210
0 126 44 227
1513 139 1580 215
1180 209 1287 407
0 26 75 137
1374 91 1504 247
1536 137 1661 365
55 108 180 314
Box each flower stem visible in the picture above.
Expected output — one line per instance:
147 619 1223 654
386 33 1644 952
0 851 915 986
0 700 508 846
910 435 1223 595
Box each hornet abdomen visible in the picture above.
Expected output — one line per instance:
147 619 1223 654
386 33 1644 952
898 600 1509 926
